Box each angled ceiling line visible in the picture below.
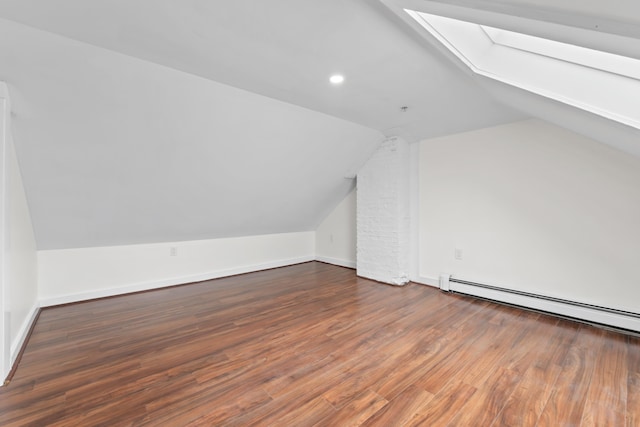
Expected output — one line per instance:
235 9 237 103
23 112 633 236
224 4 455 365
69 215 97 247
480 26 640 81
393 5 640 131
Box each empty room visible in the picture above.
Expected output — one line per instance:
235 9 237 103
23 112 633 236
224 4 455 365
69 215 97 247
0 0 639 425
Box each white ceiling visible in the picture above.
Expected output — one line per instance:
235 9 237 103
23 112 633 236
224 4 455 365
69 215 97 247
0 0 637 249
380 0 640 156
0 16 387 249
0 0 521 142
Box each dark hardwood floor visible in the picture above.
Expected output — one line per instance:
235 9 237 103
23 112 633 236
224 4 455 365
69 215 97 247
0 262 638 426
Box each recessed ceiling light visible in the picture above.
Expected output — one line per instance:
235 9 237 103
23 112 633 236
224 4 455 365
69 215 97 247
329 74 345 84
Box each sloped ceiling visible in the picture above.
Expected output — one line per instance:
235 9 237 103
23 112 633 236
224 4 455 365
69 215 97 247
0 0 520 140
380 0 640 156
0 0 522 250
2 1 637 250
0 17 385 249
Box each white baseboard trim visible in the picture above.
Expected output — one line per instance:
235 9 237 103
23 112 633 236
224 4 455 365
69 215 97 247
39 255 315 307
451 280 640 332
10 303 39 365
315 256 356 269
412 276 439 288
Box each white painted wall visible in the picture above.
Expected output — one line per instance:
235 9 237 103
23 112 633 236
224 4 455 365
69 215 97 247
6 125 37 360
1 83 38 380
419 119 640 314
0 85 8 379
315 188 357 268
38 232 314 306
357 137 411 285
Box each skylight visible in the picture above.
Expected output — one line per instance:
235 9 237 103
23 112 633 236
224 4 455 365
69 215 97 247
405 10 640 129
481 26 640 81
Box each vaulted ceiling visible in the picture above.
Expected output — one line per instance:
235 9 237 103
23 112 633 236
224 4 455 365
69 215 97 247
0 0 637 249
0 0 522 141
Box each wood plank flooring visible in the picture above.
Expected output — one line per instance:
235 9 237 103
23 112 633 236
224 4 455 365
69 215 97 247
0 261 638 426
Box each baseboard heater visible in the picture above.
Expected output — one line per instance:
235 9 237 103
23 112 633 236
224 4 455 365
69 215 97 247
440 275 640 333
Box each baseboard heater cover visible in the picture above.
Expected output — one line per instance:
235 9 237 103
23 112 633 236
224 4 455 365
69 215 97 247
447 277 640 333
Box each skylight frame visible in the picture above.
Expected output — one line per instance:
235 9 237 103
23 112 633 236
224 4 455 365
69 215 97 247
480 26 640 81
404 9 640 130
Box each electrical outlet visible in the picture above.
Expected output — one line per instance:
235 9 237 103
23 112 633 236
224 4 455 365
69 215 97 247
170 247 177 256
454 248 463 260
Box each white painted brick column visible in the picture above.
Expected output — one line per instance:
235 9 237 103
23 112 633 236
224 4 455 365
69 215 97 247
357 137 410 285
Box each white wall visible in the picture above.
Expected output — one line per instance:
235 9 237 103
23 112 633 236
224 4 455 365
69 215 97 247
1 83 38 380
315 188 357 268
38 232 314 306
357 137 411 285
419 119 640 314
7 128 37 359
